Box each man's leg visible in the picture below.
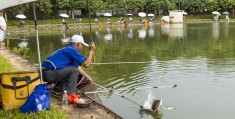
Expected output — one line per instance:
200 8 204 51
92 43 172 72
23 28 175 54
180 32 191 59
54 66 78 94
0 41 2 49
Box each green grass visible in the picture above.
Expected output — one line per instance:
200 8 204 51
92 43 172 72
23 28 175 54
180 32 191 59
0 56 69 119
0 56 15 73
0 104 69 119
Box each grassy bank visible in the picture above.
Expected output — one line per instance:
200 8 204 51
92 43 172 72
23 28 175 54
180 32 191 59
0 56 69 119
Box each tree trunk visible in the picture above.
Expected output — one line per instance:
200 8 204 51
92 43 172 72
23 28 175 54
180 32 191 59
72 10 74 19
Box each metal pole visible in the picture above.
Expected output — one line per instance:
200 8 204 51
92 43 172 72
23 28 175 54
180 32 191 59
88 0 95 62
88 0 92 36
33 2 43 83
179 0 180 10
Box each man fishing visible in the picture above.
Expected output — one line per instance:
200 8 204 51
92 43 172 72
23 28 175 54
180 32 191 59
0 9 6 50
42 34 96 95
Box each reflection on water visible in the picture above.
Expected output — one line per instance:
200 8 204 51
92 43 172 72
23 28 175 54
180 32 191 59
139 108 162 119
5 23 235 119
18 33 28 48
20 33 28 41
161 23 186 38
161 24 169 35
61 31 70 44
139 26 147 39
18 41 28 48
95 28 102 40
128 27 134 39
224 22 229 38
76 28 82 36
116 25 127 35
212 22 219 39
148 24 155 38
104 27 113 41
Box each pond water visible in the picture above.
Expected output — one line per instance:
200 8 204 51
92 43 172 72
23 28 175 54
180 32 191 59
5 22 235 119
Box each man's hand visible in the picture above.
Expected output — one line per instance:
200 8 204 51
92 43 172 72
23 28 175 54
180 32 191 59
89 43 96 52
77 75 93 89
86 75 93 83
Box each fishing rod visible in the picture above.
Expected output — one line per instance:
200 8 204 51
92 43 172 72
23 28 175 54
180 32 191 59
88 0 95 62
93 83 143 108
88 0 91 36
82 84 177 94
82 90 108 94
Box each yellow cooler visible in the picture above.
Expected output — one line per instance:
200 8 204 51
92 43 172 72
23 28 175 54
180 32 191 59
0 71 41 110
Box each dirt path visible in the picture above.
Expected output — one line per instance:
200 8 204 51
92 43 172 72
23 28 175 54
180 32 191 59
0 46 120 119
0 47 37 71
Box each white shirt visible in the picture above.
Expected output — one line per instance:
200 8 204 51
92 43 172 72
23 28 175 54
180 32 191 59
0 16 6 41
0 16 6 30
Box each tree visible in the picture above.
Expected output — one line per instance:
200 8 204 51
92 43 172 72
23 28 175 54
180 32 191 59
126 0 146 15
182 0 208 14
90 0 106 16
208 0 221 11
35 0 53 14
57 0 87 19
8 4 30 14
113 0 127 15
144 0 176 15
220 0 235 11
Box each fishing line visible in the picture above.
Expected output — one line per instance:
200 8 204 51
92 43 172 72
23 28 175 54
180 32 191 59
83 83 175 111
82 85 177 94
93 83 143 108
114 85 177 91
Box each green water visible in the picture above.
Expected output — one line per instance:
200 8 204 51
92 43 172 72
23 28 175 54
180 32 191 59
6 22 235 119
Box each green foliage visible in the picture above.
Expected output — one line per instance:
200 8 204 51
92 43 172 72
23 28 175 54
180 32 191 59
35 0 53 14
220 0 235 9
125 0 146 12
8 4 30 13
57 0 87 10
114 0 127 12
182 0 207 14
208 0 221 11
4 0 235 19
0 56 15 73
91 0 106 12
12 47 29 59
143 0 177 14
0 105 69 119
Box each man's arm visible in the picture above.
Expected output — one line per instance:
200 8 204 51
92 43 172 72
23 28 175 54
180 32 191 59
81 43 96 67
78 66 92 82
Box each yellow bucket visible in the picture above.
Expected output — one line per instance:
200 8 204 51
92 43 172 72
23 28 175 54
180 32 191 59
0 71 41 110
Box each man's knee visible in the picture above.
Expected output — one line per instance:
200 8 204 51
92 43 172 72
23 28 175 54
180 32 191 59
68 66 78 73
42 70 56 83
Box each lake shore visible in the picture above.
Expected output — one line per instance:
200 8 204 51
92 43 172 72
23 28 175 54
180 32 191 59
0 47 120 119
6 18 234 33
